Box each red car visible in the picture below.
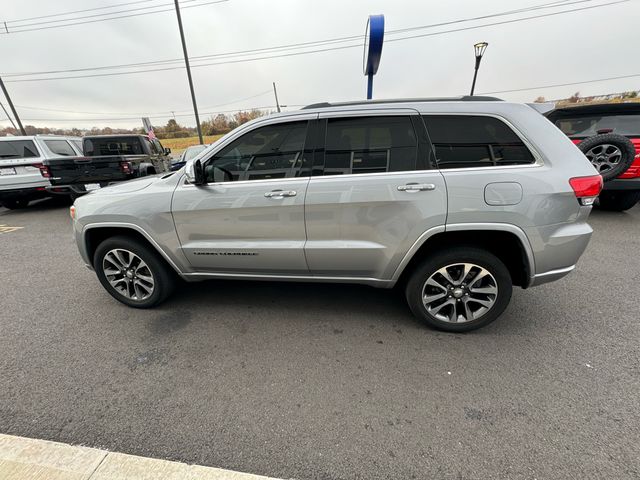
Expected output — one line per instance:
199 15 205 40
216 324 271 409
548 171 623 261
546 103 640 211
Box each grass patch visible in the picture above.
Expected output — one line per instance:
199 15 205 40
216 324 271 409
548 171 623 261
161 135 224 151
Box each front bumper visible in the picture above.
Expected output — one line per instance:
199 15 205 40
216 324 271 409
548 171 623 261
603 177 640 191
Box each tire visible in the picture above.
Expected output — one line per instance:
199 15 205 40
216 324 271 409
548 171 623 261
1 198 29 209
405 247 512 332
93 235 176 308
597 190 640 212
577 133 636 181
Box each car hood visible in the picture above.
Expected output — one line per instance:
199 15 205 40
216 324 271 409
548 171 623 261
92 175 164 195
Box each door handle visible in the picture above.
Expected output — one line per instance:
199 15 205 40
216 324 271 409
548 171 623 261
397 183 436 192
264 189 297 198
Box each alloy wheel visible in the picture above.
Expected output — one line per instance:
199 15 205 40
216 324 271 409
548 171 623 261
422 263 498 324
584 144 622 173
102 249 155 301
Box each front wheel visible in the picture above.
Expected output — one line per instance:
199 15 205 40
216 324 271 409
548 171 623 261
93 236 176 308
405 247 512 332
597 190 640 212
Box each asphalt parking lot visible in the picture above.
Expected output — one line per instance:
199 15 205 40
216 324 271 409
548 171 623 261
0 200 639 480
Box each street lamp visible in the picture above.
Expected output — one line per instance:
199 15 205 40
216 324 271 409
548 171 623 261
470 42 488 96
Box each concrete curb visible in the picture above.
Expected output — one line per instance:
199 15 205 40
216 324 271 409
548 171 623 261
0 434 283 480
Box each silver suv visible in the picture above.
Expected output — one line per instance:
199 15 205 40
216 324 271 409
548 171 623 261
71 98 601 331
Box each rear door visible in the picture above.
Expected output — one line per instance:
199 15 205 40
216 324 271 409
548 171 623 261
303 110 447 280
0 139 47 190
172 116 315 274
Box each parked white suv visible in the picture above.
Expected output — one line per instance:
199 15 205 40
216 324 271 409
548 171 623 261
0 135 83 209
71 97 602 331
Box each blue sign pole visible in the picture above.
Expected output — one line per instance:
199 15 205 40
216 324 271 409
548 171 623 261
363 14 384 100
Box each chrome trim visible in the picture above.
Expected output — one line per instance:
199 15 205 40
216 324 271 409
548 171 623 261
533 265 575 278
181 271 394 287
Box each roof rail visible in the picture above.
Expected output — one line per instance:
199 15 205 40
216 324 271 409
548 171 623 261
301 96 503 110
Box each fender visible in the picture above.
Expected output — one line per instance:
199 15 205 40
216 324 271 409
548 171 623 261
390 223 536 287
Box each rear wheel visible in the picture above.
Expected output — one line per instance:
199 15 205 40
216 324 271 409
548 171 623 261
597 190 640 212
1 198 29 209
93 236 176 308
405 247 512 332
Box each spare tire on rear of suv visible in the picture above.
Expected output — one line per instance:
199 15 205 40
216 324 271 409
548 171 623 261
577 133 636 181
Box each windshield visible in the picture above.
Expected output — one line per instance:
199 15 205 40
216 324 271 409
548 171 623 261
554 114 640 137
183 145 207 162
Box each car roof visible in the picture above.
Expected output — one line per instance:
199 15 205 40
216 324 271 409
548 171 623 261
301 96 503 110
0 135 81 141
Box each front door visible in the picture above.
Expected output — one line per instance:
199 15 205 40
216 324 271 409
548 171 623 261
172 118 313 274
304 111 448 280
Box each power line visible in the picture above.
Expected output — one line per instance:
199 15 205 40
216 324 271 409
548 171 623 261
13 89 273 115
0 0 229 34
3 105 276 123
1 0 628 83
0 0 603 76
479 73 640 94
2 0 161 24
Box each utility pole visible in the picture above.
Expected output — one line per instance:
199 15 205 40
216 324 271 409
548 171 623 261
0 100 18 131
272 82 281 113
173 0 203 144
0 76 26 135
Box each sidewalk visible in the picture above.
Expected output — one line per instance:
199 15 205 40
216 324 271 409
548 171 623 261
0 434 282 480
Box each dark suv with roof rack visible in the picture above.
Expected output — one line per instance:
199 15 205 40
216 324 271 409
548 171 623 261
546 103 640 211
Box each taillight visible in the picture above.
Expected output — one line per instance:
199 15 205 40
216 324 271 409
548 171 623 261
569 175 603 206
70 206 76 220
33 163 51 178
120 161 132 174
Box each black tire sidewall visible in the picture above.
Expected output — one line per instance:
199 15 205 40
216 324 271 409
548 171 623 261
406 247 512 332
93 236 174 308
577 133 636 181
597 190 640 211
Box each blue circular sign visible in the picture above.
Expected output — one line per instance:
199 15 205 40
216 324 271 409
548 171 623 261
363 14 384 76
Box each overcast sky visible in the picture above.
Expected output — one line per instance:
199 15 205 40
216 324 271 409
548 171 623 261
0 0 638 129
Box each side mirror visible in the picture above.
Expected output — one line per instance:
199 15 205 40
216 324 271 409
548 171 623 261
193 159 205 185
164 147 171 155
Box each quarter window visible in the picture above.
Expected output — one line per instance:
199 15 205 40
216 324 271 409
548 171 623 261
205 121 307 182
324 116 418 175
44 140 76 156
422 115 535 169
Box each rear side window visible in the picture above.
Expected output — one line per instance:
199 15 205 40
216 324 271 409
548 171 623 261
83 137 144 156
422 115 535 169
71 140 83 153
0 140 39 159
44 140 76 156
324 116 417 175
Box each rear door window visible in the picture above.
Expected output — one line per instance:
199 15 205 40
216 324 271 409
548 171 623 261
44 140 76 156
323 116 418 175
422 115 535 169
0 140 39 160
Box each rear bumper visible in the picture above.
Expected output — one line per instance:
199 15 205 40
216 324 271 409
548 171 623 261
0 186 50 201
529 265 575 287
603 177 640 191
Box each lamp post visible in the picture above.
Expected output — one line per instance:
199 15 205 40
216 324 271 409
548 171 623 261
470 42 488 96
